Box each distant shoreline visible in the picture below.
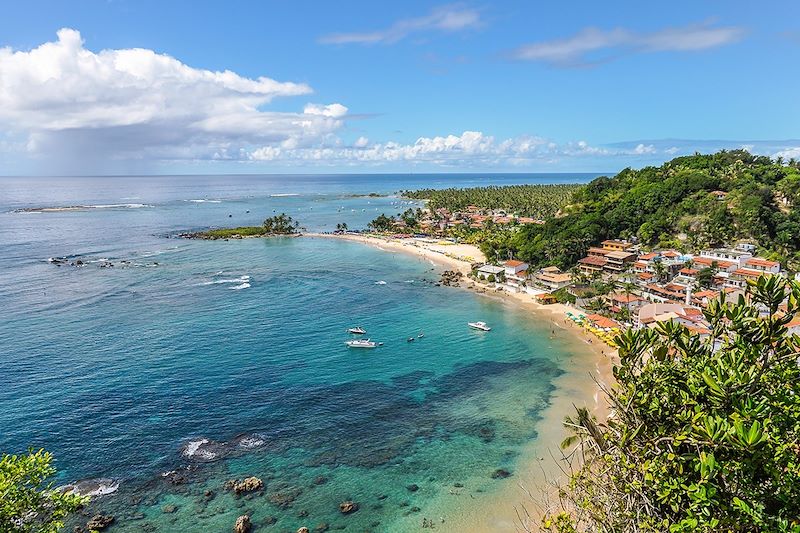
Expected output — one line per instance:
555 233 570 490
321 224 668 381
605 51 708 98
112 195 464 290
306 231 616 531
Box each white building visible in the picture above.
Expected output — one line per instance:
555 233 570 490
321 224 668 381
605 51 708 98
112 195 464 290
477 265 505 280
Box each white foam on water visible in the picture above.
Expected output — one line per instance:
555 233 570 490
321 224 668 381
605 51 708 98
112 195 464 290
230 282 251 290
269 193 299 197
375 280 387 285
86 203 153 209
187 199 222 203
197 275 250 286
238 436 266 449
182 438 210 458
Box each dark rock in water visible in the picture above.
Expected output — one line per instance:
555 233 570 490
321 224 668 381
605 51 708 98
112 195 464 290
297 509 309 518
268 486 303 509
312 475 328 486
86 514 114 530
313 523 330 533
162 504 178 513
233 514 251 533
204 490 215 500
377 494 388 500
491 468 512 479
225 476 264 495
453 482 464 488
406 483 419 492
262 516 277 525
410 506 421 513
339 501 359 514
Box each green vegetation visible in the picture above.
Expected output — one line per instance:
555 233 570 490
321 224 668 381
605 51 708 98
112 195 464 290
192 213 301 239
404 183 580 218
1 449 87 533
544 276 800 532
367 208 423 232
507 151 800 270
401 152 800 270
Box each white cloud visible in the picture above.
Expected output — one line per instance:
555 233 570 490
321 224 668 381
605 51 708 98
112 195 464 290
509 22 745 66
303 103 349 118
249 131 611 165
319 4 481 45
0 29 348 169
632 143 656 154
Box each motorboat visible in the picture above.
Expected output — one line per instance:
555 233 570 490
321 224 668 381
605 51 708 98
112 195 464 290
348 327 367 334
468 321 491 331
346 339 377 348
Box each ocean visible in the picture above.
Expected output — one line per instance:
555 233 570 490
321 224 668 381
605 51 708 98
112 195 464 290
0 173 600 532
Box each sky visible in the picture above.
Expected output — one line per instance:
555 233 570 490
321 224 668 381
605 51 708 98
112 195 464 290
0 0 798 175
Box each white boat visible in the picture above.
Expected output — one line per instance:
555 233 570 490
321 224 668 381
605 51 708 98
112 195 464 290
346 339 378 348
468 321 492 331
348 327 367 334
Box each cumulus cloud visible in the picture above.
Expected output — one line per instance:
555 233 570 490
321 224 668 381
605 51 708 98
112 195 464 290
319 4 481 45
0 28 348 170
249 131 610 165
509 22 745 66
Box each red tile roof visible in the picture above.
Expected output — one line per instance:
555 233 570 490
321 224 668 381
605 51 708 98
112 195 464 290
639 252 659 260
745 258 779 268
579 256 607 266
504 260 526 267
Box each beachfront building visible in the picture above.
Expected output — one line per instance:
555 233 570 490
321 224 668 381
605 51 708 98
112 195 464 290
476 264 505 280
503 260 529 277
535 266 573 291
502 260 530 292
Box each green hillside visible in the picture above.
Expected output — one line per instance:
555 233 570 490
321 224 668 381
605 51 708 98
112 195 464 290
503 150 800 269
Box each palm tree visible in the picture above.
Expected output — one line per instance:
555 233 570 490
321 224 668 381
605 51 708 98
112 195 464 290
560 406 607 454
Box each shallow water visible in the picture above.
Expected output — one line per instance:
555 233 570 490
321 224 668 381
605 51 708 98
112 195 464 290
0 173 598 532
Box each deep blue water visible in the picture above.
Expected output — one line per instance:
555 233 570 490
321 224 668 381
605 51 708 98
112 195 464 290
0 173 600 532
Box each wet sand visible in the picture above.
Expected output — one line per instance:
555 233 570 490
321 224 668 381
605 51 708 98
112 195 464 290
308 233 616 531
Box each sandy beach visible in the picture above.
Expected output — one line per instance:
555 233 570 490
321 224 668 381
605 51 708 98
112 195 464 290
308 232 617 532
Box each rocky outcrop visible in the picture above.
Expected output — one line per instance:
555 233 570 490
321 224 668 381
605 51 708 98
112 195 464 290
339 500 359 514
439 270 463 286
225 476 264 495
491 468 512 479
233 515 251 533
86 514 114 530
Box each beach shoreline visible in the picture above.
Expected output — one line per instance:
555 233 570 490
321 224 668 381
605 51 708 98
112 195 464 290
307 232 616 531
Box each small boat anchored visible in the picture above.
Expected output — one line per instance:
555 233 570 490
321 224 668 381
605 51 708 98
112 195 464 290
346 339 378 349
348 327 367 335
468 321 491 331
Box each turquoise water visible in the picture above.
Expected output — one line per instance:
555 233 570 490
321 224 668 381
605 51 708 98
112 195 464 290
0 174 598 532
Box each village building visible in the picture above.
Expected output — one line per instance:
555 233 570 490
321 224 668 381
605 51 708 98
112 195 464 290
603 250 637 273
601 239 634 252
476 264 505 280
578 255 607 277
534 266 572 290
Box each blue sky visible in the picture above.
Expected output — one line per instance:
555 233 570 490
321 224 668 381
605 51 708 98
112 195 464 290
0 0 798 175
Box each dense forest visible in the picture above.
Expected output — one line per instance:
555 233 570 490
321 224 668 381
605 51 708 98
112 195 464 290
463 151 800 270
403 183 581 218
